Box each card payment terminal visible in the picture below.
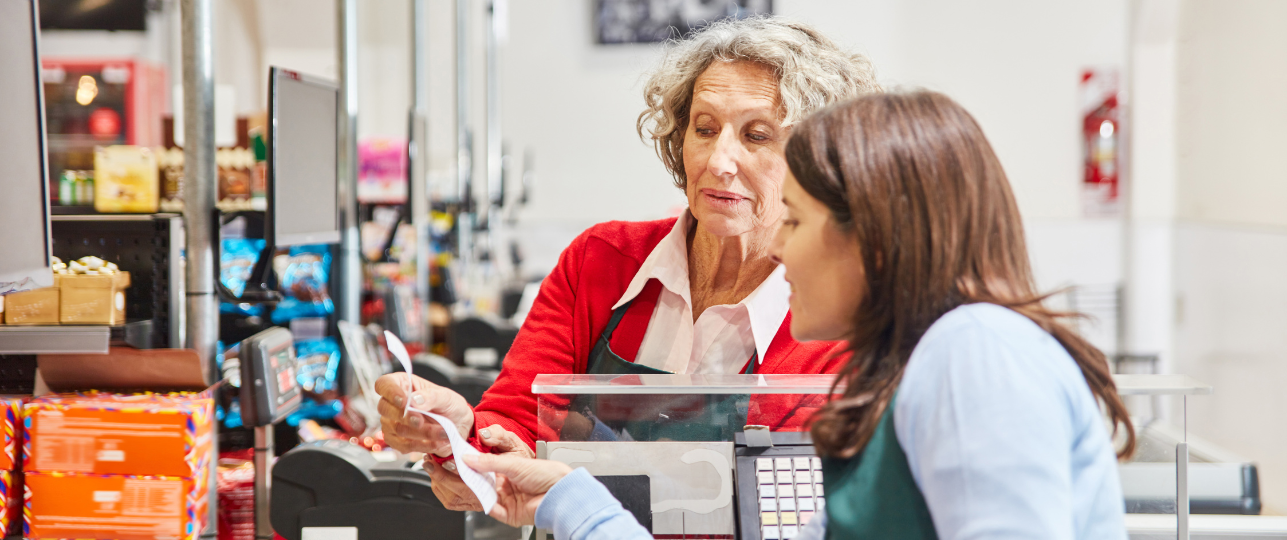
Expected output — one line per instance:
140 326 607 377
240 326 303 428
239 327 303 540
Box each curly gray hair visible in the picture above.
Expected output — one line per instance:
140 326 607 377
637 16 882 189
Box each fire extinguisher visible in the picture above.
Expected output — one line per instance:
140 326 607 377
1083 95 1118 197
1080 68 1120 215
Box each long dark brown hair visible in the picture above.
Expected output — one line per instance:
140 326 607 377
789 91 1136 459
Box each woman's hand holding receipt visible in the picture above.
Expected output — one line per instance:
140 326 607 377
464 453 572 528
374 371 474 457
375 331 534 512
425 423 534 511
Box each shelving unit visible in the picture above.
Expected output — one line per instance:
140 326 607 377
0 326 109 355
51 213 185 349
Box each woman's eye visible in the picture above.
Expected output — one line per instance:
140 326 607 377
782 218 799 228
695 127 716 137
747 132 769 142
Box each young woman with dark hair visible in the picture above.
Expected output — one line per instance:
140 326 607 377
463 91 1136 540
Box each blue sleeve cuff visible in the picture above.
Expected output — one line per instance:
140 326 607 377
536 468 648 540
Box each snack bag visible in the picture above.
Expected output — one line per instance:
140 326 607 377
219 239 266 316
294 337 341 399
270 246 333 323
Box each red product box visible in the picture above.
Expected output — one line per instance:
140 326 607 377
216 458 254 540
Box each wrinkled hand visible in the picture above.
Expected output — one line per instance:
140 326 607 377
425 423 534 512
375 372 474 457
464 453 572 527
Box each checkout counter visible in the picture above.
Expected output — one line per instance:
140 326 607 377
269 373 836 540
265 369 1286 540
531 373 838 540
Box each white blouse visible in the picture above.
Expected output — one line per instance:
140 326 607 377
611 212 791 374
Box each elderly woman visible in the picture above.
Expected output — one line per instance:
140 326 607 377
375 16 880 511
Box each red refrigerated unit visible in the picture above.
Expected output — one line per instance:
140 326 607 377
41 58 166 206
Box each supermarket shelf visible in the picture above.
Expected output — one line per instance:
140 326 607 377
0 326 110 355
51 212 182 221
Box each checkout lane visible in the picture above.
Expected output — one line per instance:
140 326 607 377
0 1 1283 539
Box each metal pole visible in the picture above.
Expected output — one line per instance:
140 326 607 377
180 1 219 537
1177 395 1189 540
180 0 216 402
485 0 503 227
337 0 361 325
1118 0 1140 363
456 0 474 267
411 0 432 348
253 426 275 540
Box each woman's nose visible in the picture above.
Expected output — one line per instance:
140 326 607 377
707 130 740 178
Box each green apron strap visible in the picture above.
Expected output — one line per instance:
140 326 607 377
821 395 938 539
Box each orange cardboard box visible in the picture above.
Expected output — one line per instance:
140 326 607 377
25 471 207 540
3 287 59 325
58 272 130 325
0 397 24 470
24 392 212 477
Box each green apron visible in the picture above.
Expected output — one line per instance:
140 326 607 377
821 395 938 539
566 297 753 442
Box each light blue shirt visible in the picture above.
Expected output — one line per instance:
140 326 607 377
535 303 1127 540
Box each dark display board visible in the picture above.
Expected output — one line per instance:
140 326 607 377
39 0 147 31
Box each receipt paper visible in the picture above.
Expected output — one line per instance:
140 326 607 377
384 331 498 513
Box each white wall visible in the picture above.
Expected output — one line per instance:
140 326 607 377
1176 0 1287 230
1173 223 1287 513
501 0 684 227
1167 0 1287 514
503 0 1129 225
500 0 1132 290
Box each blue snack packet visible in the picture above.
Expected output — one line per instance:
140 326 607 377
220 238 267 316
294 337 342 396
271 245 334 323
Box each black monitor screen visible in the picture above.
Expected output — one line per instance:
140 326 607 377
39 0 147 31
0 0 53 292
268 67 340 247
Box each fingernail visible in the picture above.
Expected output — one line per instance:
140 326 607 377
393 395 405 407
443 461 457 471
411 394 426 405
409 415 423 427
479 428 491 439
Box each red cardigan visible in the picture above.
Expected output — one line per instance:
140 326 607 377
467 218 847 453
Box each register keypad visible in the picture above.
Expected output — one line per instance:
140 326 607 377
756 457 824 540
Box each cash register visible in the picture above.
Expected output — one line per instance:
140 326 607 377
271 440 464 540
532 373 835 540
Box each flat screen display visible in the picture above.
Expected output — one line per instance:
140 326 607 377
39 0 147 31
0 0 53 293
269 68 341 247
